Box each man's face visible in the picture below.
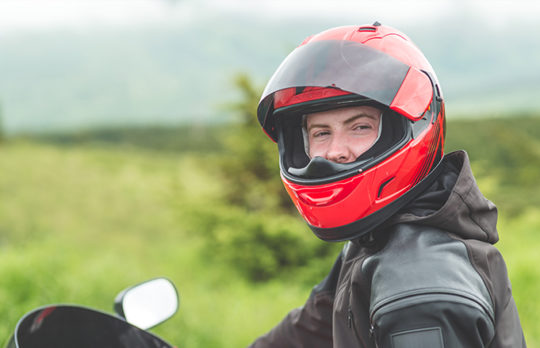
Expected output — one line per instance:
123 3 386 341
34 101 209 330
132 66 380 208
306 105 382 163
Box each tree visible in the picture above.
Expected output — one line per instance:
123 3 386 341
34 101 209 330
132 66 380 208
219 73 294 213
193 73 340 282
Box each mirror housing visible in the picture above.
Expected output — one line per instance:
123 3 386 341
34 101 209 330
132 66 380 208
114 277 179 330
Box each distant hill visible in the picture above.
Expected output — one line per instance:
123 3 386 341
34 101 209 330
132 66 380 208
1 12 540 134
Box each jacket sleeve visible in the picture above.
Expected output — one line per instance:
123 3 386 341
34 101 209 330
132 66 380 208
370 295 494 347
247 250 344 348
363 225 497 348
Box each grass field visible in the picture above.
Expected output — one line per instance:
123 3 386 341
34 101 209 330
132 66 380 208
1 117 539 346
0 140 316 347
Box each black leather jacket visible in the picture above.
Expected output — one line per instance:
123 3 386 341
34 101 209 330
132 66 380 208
249 151 526 347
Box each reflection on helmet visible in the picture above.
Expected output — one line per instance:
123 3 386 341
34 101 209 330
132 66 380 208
257 23 446 242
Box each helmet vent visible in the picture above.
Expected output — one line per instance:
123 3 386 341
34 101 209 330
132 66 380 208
377 177 395 198
358 26 377 32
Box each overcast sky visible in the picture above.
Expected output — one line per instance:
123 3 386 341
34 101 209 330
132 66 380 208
1 0 539 33
1 0 539 133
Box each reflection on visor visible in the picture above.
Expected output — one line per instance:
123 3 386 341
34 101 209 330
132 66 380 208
258 39 434 141
261 40 409 106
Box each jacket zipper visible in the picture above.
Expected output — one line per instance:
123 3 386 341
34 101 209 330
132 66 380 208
369 319 380 348
347 306 367 344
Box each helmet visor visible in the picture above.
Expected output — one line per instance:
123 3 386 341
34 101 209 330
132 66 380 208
258 39 432 139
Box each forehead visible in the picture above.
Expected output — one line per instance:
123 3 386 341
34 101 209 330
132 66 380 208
306 105 381 126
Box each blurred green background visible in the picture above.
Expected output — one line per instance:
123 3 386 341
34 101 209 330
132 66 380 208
1 1 540 347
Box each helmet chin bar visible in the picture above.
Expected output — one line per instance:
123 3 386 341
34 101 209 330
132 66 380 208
288 156 370 179
308 159 445 242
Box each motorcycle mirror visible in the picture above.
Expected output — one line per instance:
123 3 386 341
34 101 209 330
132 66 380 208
114 277 179 330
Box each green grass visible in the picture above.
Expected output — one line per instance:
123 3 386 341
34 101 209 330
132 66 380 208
497 210 540 347
1 118 539 346
0 140 314 347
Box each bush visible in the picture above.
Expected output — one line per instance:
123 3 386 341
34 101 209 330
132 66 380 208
183 202 340 283
182 74 344 282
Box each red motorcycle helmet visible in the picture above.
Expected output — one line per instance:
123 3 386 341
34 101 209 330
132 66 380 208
257 23 446 242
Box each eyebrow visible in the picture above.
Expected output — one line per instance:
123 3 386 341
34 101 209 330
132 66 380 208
307 113 378 131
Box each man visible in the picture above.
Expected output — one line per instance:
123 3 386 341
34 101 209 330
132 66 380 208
306 105 382 163
249 23 525 347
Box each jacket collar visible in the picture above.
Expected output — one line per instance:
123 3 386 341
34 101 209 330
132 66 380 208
388 150 499 244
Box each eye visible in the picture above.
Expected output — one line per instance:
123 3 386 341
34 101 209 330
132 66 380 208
311 129 330 138
352 123 373 131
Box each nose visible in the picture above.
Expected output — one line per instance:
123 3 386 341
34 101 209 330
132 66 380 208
326 136 354 163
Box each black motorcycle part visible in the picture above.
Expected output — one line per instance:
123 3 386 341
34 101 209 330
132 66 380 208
7 305 173 348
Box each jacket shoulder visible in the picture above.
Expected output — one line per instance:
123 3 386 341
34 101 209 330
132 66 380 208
362 224 496 347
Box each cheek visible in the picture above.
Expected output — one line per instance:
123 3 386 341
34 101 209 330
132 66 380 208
308 142 324 158
351 132 379 157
